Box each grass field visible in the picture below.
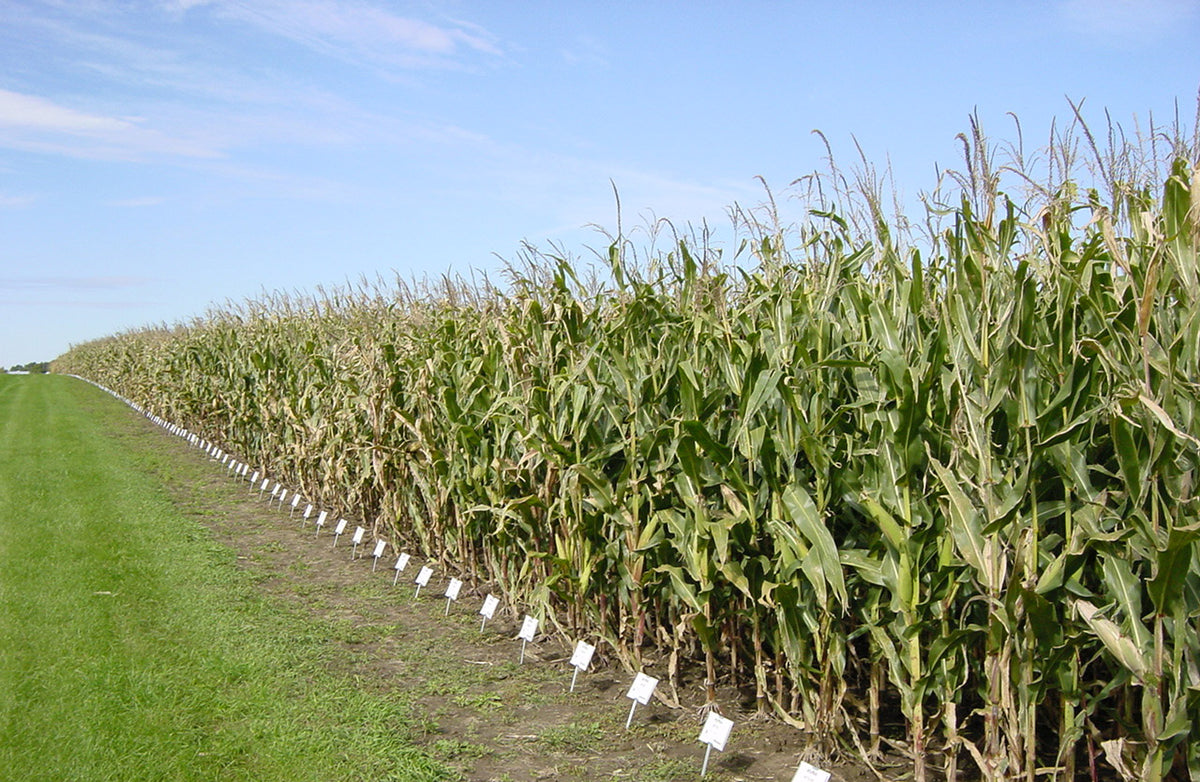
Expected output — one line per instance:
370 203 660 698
0 373 454 781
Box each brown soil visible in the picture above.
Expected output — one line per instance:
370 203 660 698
150 428 888 782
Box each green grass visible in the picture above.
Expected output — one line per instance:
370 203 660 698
0 374 455 782
537 720 606 753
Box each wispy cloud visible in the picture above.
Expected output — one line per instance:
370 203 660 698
0 275 154 292
0 298 160 310
173 0 502 70
436 136 763 247
105 196 165 207
0 88 130 133
0 2 504 171
0 88 221 160
560 35 610 69
0 192 37 208
1058 0 1200 45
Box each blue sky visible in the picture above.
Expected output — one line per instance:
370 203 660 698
2 1 1198 368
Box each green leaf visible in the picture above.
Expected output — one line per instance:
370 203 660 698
1101 554 1152 650
1074 599 1151 685
655 565 703 612
1148 523 1200 616
1111 411 1145 504
1139 393 1200 451
929 456 995 592
718 558 752 598
779 483 847 608
859 493 905 552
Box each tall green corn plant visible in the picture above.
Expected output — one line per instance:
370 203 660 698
1079 160 1200 782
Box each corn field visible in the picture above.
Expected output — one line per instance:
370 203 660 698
55 119 1200 781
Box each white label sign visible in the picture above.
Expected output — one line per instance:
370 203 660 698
518 615 539 642
627 672 659 705
445 578 463 600
303 503 313 519
250 470 260 483
791 762 832 782
372 540 387 558
570 640 595 672
415 565 433 587
480 594 499 619
391 552 410 585
352 526 365 544
271 482 280 497
316 510 328 527
291 494 301 509
334 519 348 535
698 711 734 752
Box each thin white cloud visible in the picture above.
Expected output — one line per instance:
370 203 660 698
1058 0 1200 44
0 88 221 160
0 88 130 133
433 135 763 248
0 298 159 310
0 192 37 208
560 35 610 69
0 275 153 291
176 0 502 69
106 196 166 207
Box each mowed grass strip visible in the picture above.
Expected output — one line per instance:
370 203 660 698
0 374 454 782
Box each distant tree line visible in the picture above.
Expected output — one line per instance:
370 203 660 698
4 362 50 374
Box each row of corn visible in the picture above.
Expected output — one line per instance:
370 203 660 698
79 373 826 780
56 141 1200 780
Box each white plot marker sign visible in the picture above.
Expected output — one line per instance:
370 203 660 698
479 594 499 631
249 470 260 489
791 762 832 782
698 711 734 778
625 672 659 728
444 577 463 615
332 519 348 547
351 526 365 557
392 552 411 586
371 540 387 571
518 615 538 664
314 509 328 536
414 565 433 600
290 493 302 517
568 640 595 692
301 502 313 524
